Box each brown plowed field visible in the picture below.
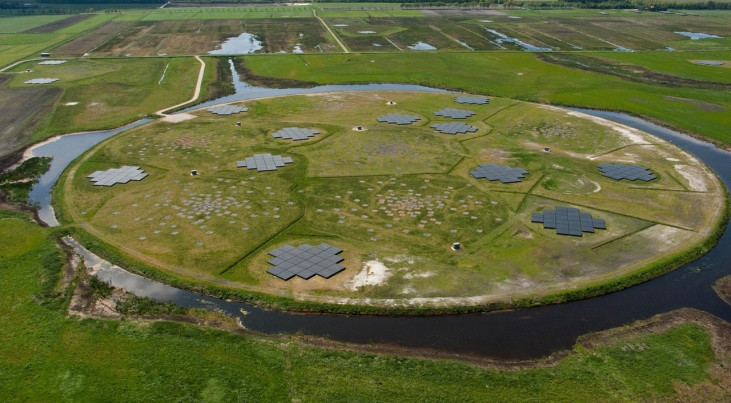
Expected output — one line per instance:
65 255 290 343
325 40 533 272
23 14 93 34
0 86 61 159
52 21 136 57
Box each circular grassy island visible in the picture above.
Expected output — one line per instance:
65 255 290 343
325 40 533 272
59 92 727 311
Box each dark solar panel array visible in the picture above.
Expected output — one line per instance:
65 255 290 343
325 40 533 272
433 108 475 119
430 122 478 135
531 206 606 237
267 243 345 280
88 166 148 187
598 163 656 182
208 105 248 115
236 153 293 172
454 96 490 105
271 127 320 141
470 163 528 183
377 114 421 125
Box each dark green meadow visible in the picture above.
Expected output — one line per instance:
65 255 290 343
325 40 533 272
0 209 726 401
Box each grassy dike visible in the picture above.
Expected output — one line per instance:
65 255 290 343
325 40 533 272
0 208 726 401
241 52 731 147
49 92 730 316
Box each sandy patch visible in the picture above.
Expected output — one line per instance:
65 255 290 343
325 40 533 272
666 157 680 162
558 108 650 145
674 164 708 191
403 271 434 280
161 113 196 123
640 225 690 250
346 260 392 290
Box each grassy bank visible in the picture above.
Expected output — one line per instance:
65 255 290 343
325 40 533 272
0 208 726 401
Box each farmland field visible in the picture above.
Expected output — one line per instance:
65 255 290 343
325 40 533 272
59 92 724 306
3 57 204 139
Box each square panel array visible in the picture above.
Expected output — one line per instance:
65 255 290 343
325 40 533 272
24 78 58 84
377 114 421 125
236 153 293 172
455 96 490 105
208 105 248 115
531 206 606 237
470 164 528 183
271 127 320 141
433 108 475 119
598 163 656 182
88 166 148 187
267 243 345 280
430 122 478 135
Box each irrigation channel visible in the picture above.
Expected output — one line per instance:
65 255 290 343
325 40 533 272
27 69 731 360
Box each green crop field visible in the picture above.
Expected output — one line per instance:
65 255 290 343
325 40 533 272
58 91 724 306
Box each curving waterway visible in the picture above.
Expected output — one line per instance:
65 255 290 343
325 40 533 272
28 78 730 360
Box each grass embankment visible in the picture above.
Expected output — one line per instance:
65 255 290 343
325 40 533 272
0 209 728 401
243 52 731 146
56 92 726 312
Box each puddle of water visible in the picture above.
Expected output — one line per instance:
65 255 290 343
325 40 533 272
484 28 552 52
158 62 169 85
613 46 633 52
455 40 474 51
695 60 725 66
408 42 437 51
675 31 722 40
209 33 263 55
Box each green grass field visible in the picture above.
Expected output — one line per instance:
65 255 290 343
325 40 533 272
59 92 724 305
0 209 727 401
5 57 202 138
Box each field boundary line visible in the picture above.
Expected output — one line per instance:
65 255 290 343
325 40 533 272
313 10 349 54
155 55 205 117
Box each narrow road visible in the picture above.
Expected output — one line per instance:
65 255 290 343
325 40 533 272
155 55 206 119
313 9 349 54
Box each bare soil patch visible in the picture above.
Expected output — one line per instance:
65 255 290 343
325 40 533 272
52 21 136 57
664 96 725 112
713 275 731 307
0 86 62 160
23 14 93 34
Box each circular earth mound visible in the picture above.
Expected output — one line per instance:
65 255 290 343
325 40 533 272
61 92 725 308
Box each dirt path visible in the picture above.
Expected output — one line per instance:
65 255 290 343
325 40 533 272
0 58 39 72
313 10 349 54
155 55 205 122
